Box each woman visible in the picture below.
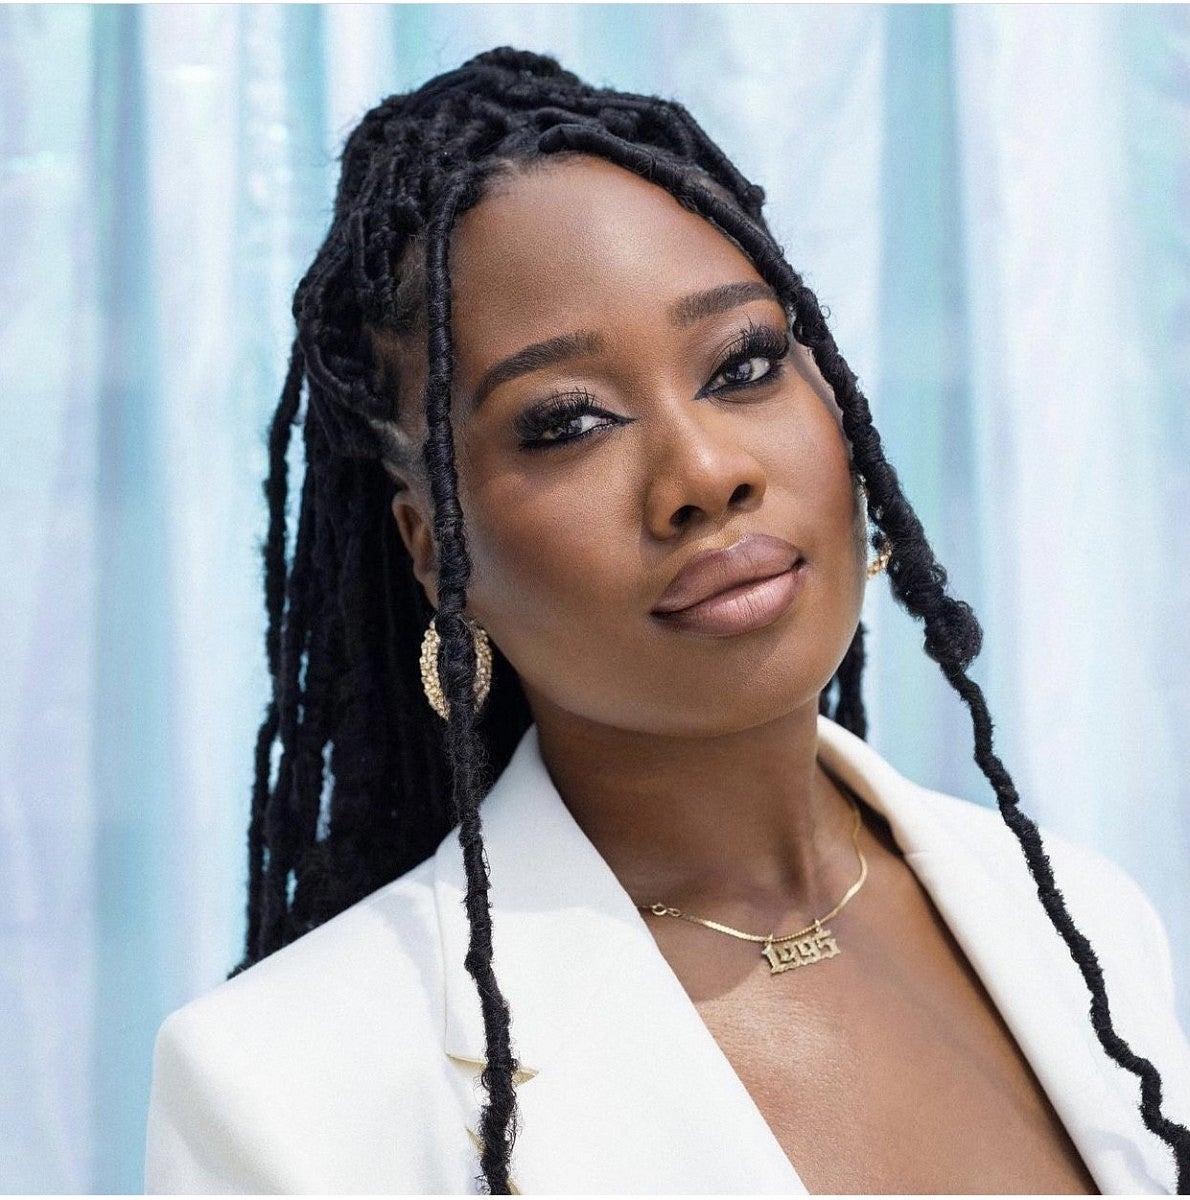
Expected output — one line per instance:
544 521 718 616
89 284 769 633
144 48 1190 1194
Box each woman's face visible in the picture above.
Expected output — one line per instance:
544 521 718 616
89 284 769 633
392 154 867 738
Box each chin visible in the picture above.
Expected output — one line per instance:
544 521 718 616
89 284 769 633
612 680 828 741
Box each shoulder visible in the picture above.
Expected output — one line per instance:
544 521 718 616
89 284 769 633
156 854 443 1062
145 853 475 1193
909 783 1190 1120
913 784 1173 980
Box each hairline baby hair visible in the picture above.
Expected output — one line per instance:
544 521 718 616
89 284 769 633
240 46 1190 1193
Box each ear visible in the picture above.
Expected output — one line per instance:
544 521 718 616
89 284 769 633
391 490 439 610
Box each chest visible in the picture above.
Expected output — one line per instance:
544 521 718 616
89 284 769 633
652 868 1100 1193
697 973 1097 1193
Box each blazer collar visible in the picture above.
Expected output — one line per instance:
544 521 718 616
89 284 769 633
433 716 1174 1194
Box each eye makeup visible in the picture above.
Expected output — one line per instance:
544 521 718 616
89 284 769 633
701 322 790 395
514 321 792 452
513 389 626 449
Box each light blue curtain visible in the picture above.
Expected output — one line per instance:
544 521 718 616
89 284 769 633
3 4 1188 1191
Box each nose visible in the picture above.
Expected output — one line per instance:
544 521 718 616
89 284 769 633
643 407 767 540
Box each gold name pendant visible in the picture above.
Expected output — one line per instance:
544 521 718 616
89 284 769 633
761 922 840 974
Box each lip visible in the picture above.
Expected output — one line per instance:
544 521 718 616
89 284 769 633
651 533 806 637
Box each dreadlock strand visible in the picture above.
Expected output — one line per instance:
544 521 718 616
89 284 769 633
287 457 341 936
265 342 306 674
422 168 518 1194
238 341 306 969
238 702 279 975
257 451 318 958
941 662 1190 1186
835 620 868 739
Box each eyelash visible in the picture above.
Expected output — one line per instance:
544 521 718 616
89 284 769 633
514 323 791 451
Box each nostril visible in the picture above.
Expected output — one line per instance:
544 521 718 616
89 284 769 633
672 504 697 528
729 482 752 505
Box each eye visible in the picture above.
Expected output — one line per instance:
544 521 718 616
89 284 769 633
706 323 791 394
712 355 773 388
515 389 628 451
532 409 606 444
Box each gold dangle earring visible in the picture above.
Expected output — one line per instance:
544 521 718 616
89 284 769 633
867 539 893 579
419 614 493 720
856 478 893 579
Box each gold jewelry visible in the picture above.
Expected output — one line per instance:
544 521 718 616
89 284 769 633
636 793 867 976
867 538 892 578
856 478 893 578
419 615 493 720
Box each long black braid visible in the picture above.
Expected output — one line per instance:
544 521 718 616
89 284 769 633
235 46 1190 1194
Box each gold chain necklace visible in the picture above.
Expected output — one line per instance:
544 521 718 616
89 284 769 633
635 794 867 976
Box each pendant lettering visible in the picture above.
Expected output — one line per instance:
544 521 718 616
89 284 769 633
761 925 840 974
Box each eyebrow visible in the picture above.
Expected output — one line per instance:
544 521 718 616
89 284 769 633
468 280 782 409
471 330 604 410
666 280 781 327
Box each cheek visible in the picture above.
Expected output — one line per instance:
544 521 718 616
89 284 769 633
756 396 857 552
456 459 636 650
741 400 865 684
460 471 662 722
811 426 867 612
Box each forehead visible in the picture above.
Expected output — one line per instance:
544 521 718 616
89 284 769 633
447 155 763 360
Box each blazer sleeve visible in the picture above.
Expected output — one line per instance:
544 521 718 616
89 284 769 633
1117 866 1190 1117
144 1004 279 1194
143 998 321 1195
1054 833 1190 1129
143 865 470 1195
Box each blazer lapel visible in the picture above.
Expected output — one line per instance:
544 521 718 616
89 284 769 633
434 725 804 1194
434 717 1175 1194
815 718 1176 1195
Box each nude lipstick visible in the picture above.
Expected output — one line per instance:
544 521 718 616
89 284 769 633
651 533 806 637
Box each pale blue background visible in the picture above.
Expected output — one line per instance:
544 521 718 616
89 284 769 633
3 4 1188 1191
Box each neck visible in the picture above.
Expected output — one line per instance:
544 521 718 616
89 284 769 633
528 696 861 921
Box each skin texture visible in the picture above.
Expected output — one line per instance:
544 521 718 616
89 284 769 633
387 155 1097 1194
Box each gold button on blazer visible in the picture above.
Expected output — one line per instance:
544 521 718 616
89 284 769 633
145 716 1190 1194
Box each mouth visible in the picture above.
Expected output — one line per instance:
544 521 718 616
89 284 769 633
651 557 807 637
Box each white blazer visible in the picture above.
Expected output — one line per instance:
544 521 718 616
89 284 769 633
145 716 1190 1194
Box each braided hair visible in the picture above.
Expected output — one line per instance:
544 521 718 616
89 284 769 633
235 46 1190 1194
